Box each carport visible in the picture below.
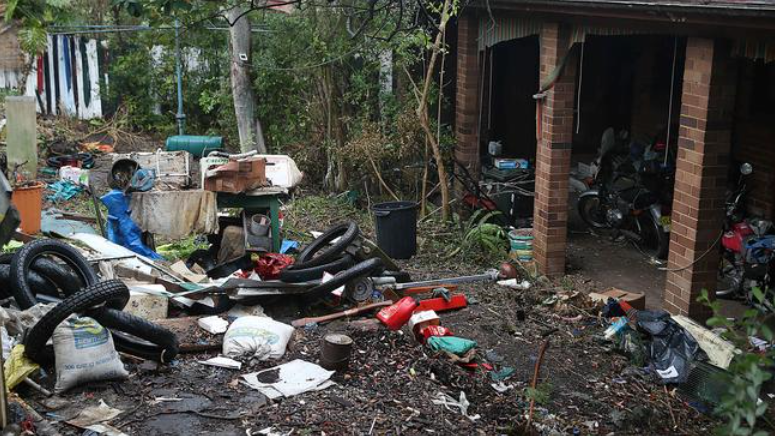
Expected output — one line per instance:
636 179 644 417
454 3 775 320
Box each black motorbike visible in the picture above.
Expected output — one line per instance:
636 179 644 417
577 129 672 259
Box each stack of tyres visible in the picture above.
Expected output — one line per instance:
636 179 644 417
7 239 179 363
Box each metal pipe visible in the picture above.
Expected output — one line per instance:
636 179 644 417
388 270 500 291
174 18 186 135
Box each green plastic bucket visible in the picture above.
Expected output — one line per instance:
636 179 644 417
509 228 533 261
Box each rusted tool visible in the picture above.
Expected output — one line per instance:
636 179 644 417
291 301 392 327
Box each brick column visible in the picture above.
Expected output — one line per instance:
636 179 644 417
664 38 738 320
455 12 481 178
532 23 576 277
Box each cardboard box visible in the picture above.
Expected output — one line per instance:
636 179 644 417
204 157 267 193
589 288 646 310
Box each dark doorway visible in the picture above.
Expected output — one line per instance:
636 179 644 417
572 35 686 155
486 36 540 161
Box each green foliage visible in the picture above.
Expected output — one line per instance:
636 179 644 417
699 289 774 436
103 23 233 139
156 236 208 261
524 382 553 406
447 210 508 259
5 0 73 54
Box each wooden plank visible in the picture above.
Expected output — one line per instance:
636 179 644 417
154 316 222 353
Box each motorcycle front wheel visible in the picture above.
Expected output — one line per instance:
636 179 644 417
578 194 608 229
716 257 741 298
634 213 670 259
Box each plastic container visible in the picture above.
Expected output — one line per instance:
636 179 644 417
11 182 44 234
372 201 418 259
508 228 534 261
165 135 223 157
377 297 419 330
319 334 353 371
250 214 270 236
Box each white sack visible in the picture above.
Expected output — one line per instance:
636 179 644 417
222 316 293 360
53 316 128 393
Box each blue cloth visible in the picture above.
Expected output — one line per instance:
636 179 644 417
46 180 84 201
101 189 162 260
62 36 71 91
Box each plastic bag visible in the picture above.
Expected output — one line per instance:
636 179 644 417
427 336 477 356
4 344 39 392
101 189 162 260
256 254 294 280
53 316 128 393
223 316 294 360
635 310 705 384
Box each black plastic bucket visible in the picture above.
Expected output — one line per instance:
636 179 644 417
372 201 419 259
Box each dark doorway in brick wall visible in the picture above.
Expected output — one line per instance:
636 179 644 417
733 59 775 220
571 35 686 159
484 36 540 162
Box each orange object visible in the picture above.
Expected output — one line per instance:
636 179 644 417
377 297 419 330
415 294 468 312
11 182 44 234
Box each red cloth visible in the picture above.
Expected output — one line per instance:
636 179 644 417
36 55 44 92
256 253 294 280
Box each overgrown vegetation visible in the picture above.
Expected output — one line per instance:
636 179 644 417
699 289 775 436
6 0 462 211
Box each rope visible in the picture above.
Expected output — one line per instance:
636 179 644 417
658 230 723 272
575 41 584 134
664 36 678 167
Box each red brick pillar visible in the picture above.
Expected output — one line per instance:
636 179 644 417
664 37 738 320
533 23 576 277
455 12 480 178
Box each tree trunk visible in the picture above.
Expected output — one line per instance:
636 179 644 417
226 6 266 153
416 0 453 221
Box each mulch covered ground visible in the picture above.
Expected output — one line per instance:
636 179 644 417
11 184 723 435
18 250 718 436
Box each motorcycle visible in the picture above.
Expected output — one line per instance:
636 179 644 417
577 128 672 259
717 163 775 311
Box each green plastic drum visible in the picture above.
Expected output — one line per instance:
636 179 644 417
165 135 223 157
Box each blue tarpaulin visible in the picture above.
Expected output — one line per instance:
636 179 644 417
101 189 162 260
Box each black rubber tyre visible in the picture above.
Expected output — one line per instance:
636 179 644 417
304 258 383 302
578 194 609 230
92 308 179 363
23 280 130 364
0 253 84 299
0 265 56 300
290 222 359 270
279 255 355 283
635 213 670 260
10 239 98 309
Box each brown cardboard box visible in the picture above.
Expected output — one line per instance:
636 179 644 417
204 157 267 193
588 288 646 310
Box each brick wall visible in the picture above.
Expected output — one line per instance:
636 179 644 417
455 12 481 180
533 22 577 277
664 37 738 320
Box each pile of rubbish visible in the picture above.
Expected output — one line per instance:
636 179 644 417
0 219 514 433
